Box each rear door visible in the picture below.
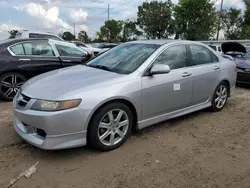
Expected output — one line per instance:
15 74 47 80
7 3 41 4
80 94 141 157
53 43 89 67
8 40 62 77
187 44 221 105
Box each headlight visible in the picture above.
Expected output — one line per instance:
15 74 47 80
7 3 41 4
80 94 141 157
31 99 82 111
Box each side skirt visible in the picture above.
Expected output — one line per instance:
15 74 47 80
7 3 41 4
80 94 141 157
138 100 211 130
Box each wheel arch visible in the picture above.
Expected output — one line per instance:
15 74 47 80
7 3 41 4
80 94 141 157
220 79 230 95
86 98 139 133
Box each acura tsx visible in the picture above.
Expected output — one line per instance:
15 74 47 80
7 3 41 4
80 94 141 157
13 40 237 151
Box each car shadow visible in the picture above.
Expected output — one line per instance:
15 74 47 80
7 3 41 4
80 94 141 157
23 108 211 160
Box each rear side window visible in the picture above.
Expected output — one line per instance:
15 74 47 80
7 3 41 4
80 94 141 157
190 44 217 65
10 44 25 55
9 41 55 56
40 34 62 41
29 33 39 38
23 41 54 56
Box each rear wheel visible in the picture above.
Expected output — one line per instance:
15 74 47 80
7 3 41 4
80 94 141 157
88 102 133 151
211 82 229 112
0 72 26 101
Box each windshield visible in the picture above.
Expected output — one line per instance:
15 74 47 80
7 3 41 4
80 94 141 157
244 51 250 58
87 43 160 74
93 43 104 48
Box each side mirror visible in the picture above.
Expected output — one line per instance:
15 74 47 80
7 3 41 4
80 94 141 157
149 64 171 75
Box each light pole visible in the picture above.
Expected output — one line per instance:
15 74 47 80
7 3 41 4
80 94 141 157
216 0 224 40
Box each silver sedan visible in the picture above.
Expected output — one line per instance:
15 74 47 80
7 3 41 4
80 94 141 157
13 40 237 151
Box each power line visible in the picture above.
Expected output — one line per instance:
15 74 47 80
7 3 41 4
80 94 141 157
111 0 134 9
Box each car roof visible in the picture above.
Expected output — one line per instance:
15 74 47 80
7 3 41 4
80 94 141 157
127 39 188 45
0 38 49 46
18 30 58 36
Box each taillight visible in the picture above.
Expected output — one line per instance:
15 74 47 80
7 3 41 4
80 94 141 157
234 66 237 72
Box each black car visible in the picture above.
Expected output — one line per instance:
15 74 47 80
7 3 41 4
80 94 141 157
222 42 250 84
0 38 92 100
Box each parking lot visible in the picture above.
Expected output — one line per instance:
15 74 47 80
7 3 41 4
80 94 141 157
0 86 250 188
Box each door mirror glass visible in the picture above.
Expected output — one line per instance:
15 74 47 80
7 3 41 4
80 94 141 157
150 64 170 75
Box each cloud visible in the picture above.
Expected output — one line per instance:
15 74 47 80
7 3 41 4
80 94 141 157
13 3 72 30
0 21 22 33
68 8 88 24
0 21 23 39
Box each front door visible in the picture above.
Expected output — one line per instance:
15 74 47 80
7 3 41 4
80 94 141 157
187 44 221 105
141 44 193 120
53 43 88 67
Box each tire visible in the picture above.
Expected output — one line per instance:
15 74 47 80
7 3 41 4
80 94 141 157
0 72 27 101
211 82 229 112
88 102 133 151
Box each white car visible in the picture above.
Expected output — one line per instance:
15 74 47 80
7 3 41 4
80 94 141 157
15 30 63 41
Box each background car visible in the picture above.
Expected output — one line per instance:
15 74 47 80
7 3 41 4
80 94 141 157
0 38 91 101
221 41 250 84
13 40 237 151
90 43 118 56
71 41 94 56
15 30 63 41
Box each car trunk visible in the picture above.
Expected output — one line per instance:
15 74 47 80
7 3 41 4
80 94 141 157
221 42 247 54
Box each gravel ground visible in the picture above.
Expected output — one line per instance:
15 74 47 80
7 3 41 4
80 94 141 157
1 86 250 188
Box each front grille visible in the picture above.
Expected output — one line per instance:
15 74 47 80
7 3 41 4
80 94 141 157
17 94 31 107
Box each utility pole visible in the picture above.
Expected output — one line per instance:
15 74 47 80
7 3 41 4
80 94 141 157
107 4 110 21
216 0 224 40
73 22 76 39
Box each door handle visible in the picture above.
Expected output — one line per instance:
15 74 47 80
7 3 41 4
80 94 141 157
214 65 220 70
19 58 30 61
63 60 71 62
182 72 192 77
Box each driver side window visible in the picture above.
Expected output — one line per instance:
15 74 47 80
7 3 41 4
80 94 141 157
154 45 188 70
55 44 85 57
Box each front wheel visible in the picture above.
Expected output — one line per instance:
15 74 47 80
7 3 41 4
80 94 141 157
211 82 229 112
88 102 133 151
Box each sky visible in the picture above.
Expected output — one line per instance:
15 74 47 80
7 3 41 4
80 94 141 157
0 0 246 40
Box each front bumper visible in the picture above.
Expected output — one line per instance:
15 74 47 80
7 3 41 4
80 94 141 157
13 96 91 150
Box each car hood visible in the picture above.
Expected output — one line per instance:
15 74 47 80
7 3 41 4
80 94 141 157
221 42 247 54
21 65 125 100
235 58 250 69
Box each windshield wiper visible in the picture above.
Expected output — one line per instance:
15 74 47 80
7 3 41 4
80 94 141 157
87 64 113 72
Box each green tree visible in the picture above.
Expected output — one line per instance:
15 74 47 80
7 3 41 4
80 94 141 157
174 0 217 40
62 31 75 41
121 19 142 42
137 0 174 39
97 20 123 42
8 30 18 39
221 8 243 40
242 0 250 39
78 30 91 43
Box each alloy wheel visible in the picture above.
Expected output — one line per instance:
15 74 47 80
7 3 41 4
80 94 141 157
98 109 129 146
215 85 228 109
0 74 25 99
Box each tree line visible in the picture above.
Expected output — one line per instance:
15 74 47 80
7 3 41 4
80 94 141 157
9 0 250 43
